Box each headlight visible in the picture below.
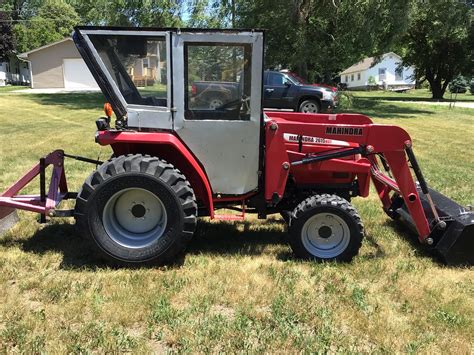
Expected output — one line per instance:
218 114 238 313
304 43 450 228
322 90 334 101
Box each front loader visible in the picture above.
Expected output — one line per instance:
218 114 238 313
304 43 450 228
0 27 472 265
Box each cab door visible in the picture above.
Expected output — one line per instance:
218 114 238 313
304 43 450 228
172 31 264 195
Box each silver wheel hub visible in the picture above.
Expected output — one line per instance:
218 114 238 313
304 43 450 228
302 102 318 113
103 188 167 248
209 98 224 109
301 212 350 258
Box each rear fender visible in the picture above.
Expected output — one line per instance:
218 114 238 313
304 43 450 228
96 131 214 217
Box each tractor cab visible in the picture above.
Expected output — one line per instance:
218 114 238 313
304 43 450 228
74 27 264 195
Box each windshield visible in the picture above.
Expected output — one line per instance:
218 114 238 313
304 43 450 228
89 34 168 107
286 72 307 85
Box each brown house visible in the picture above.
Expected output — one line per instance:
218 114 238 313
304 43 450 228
19 38 99 90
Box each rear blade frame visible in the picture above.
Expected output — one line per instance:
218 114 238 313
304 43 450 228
0 150 75 221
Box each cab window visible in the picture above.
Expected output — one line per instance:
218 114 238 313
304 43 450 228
89 35 168 107
267 72 293 86
184 42 252 120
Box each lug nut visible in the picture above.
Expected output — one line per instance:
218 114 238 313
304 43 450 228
426 238 434 245
282 162 290 170
270 122 278 131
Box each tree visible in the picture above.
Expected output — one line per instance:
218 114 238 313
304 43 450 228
186 0 236 28
0 10 15 60
0 0 41 22
401 0 474 99
67 0 184 27
236 0 411 83
13 1 80 53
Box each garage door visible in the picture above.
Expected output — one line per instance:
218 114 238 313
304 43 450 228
63 58 99 89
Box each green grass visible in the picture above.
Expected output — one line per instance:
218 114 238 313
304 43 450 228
0 85 28 93
347 88 474 102
0 91 473 353
138 82 167 98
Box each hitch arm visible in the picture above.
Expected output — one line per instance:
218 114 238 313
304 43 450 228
405 146 442 226
380 150 431 240
0 150 98 220
0 150 69 215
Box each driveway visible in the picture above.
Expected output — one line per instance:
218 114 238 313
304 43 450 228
12 88 101 94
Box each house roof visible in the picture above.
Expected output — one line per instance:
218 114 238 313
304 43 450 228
340 52 401 75
18 38 72 59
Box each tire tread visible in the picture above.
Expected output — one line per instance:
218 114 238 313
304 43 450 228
75 154 198 266
289 194 364 262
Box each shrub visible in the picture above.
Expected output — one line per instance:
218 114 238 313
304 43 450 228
448 75 468 94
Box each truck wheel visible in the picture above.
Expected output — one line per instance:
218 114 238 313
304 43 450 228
288 194 363 262
298 99 320 113
75 155 197 265
208 96 224 110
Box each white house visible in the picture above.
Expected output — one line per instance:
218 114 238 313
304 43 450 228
0 55 31 86
340 52 415 90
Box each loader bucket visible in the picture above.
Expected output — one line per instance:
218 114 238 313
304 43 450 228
0 207 19 236
397 188 474 266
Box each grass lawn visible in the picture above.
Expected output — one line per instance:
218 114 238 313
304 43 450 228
0 86 28 93
348 88 474 102
0 91 473 353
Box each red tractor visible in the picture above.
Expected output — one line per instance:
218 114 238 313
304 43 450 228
0 27 472 265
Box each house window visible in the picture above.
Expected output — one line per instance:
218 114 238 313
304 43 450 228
345 75 348 82
351 74 354 81
395 68 403 81
357 72 361 81
378 68 386 81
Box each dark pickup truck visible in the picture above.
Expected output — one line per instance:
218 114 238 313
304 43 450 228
264 70 337 112
190 81 241 110
190 70 337 113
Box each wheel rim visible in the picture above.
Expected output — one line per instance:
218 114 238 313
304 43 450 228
103 188 167 249
301 212 350 258
209 98 224 109
301 102 318 113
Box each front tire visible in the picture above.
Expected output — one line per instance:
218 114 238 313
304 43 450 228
298 99 320 113
288 194 363 262
75 155 197 265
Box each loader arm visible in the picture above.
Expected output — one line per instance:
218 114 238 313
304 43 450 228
264 112 433 240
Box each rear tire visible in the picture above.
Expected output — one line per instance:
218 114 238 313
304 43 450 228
208 96 225 110
289 194 363 262
75 154 197 265
298 99 320 113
